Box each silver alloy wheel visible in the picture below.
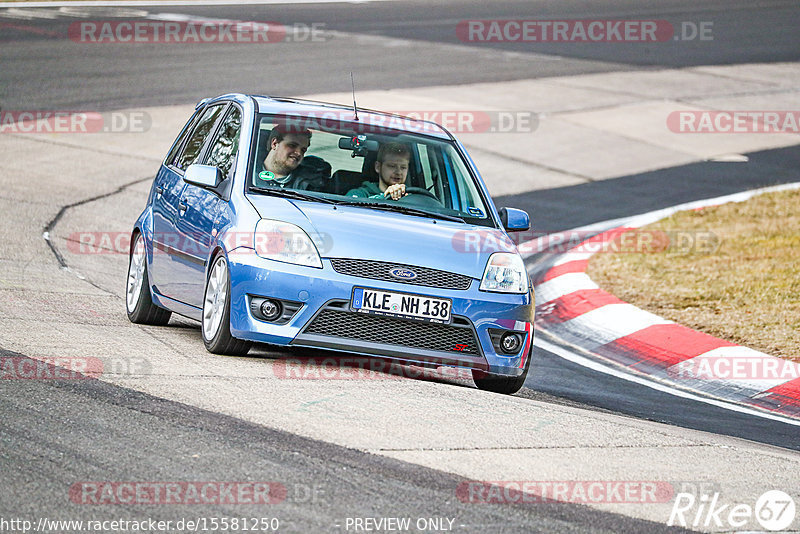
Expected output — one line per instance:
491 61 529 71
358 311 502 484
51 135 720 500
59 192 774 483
203 256 228 341
126 235 146 312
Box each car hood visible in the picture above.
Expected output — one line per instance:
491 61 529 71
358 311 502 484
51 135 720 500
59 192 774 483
247 195 513 278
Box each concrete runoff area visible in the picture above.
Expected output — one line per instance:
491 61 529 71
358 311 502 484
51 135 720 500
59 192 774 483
2 62 800 530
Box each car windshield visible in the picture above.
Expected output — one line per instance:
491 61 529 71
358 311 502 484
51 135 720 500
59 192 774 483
247 112 493 227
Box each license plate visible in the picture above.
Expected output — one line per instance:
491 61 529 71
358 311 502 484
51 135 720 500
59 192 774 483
351 287 451 324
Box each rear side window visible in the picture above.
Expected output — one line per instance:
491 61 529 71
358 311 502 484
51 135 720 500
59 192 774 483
175 104 225 171
165 109 201 167
204 106 241 177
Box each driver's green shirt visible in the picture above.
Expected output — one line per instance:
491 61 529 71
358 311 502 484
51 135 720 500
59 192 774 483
346 180 384 199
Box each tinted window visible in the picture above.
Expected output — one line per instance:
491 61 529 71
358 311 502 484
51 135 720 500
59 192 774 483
176 105 225 171
165 109 201 167
248 114 493 227
205 106 241 177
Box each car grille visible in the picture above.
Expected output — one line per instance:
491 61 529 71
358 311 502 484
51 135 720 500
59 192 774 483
302 308 480 356
329 258 472 290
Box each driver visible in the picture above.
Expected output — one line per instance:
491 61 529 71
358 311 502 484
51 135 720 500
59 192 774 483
346 142 410 200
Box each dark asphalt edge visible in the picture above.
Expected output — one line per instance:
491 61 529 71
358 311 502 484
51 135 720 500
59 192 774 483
510 144 800 450
495 144 800 234
531 209 800 422
0 346 691 534
528 327 800 451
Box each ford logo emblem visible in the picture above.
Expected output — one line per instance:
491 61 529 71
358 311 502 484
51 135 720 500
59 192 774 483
389 267 417 280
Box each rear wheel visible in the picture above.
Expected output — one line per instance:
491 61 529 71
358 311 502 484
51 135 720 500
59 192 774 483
202 254 251 355
472 343 532 395
126 233 171 325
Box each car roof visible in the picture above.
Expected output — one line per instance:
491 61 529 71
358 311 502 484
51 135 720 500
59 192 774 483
249 95 452 140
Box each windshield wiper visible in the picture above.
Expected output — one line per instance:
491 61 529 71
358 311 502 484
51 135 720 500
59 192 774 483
249 186 338 204
337 200 465 223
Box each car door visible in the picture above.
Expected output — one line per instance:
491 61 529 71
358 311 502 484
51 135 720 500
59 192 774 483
148 109 200 296
171 104 242 308
151 103 226 303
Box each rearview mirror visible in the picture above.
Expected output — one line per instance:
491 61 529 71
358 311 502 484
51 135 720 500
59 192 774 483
184 164 223 189
498 207 530 232
338 135 379 157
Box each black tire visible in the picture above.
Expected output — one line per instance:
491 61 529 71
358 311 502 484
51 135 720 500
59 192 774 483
126 233 172 326
202 254 252 356
472 342 533 395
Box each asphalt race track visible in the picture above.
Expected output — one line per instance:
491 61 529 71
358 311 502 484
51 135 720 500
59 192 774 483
2 0 800 110
1 1 799 533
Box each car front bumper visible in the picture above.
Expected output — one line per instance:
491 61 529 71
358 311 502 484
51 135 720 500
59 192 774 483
227 250 534 376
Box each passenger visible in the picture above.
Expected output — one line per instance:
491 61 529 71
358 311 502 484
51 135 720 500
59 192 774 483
254 125 323 189
346 142 410 201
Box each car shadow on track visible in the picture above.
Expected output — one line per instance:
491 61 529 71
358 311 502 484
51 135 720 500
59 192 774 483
246 343 478 389
154 316 478 389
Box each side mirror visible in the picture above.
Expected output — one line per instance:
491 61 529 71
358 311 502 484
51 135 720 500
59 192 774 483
184 164 223 189
498 207 530 232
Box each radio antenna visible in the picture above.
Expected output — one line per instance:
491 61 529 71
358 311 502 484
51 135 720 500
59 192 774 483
350 71 360 121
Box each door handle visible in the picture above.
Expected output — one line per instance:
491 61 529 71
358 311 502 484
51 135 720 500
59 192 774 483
178 200 188 213
155 185 164 195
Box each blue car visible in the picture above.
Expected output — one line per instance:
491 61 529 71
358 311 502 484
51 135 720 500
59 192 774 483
126 94 534 394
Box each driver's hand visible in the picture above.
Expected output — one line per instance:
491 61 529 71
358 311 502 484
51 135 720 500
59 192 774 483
384 184 406 201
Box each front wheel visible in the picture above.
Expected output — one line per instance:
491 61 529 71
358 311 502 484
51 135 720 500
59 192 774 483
472 344 532 395
202 254 251 355
126 233 171 325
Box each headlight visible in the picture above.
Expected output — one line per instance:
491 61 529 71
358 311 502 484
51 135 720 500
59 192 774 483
479 252 529 294
254 219 322 268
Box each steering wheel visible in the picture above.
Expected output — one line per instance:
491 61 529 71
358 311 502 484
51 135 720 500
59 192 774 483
397 186 442 208
403 186 439 201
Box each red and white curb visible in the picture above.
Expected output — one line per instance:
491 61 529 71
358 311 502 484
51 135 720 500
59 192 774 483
525 183 800 422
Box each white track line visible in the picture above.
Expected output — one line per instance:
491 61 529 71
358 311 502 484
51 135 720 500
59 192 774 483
535 272 598 304
527 181 800 426
535 337 800 427
558 303 672 348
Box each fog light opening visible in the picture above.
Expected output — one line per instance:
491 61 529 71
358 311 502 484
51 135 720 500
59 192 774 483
500 332 522 354
260 299 282 321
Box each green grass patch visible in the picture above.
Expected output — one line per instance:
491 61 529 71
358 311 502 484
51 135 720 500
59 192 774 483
587 188 800 362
